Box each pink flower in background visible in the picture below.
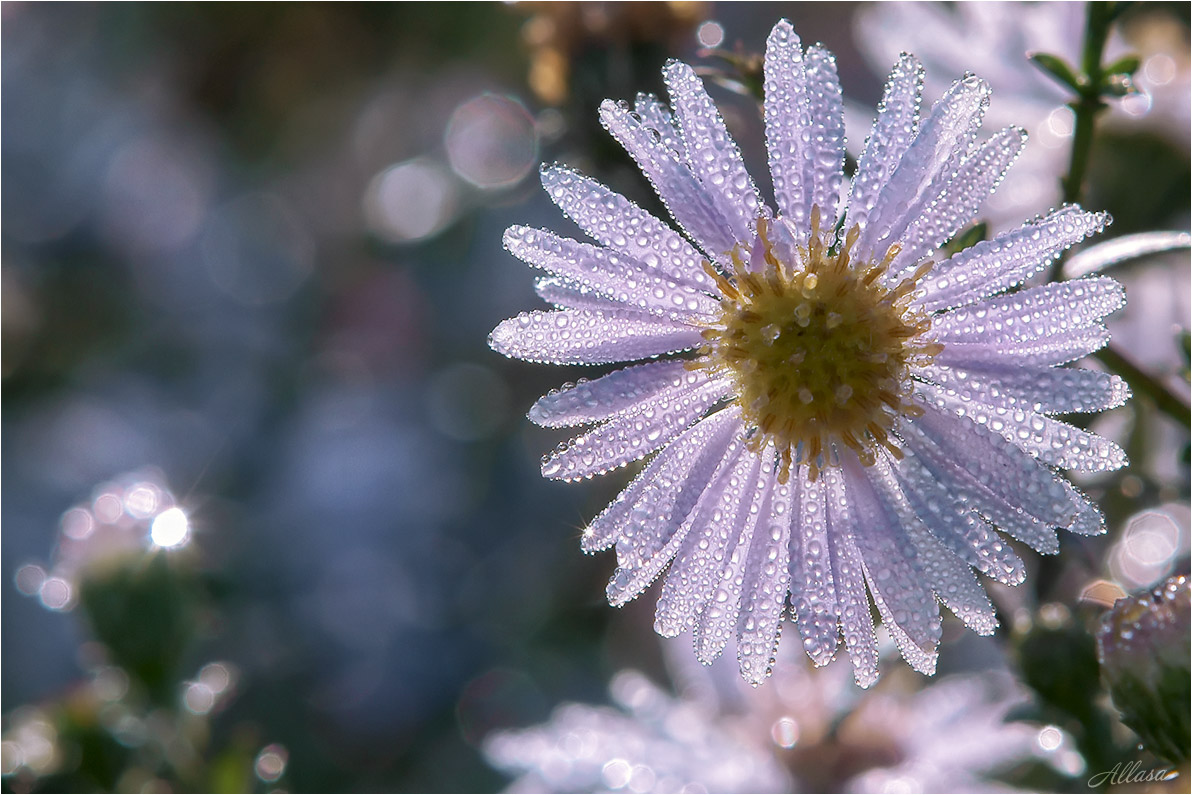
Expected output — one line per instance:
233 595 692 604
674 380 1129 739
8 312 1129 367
490 20 1127 686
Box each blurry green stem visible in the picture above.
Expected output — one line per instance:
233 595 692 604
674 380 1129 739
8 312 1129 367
1060 2 1116 208
1094 346 1192 429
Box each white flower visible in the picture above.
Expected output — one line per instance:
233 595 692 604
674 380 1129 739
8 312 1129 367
484 638 1083 793
490 20 1127 686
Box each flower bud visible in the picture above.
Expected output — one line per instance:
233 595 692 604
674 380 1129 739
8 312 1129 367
1097 575 1190 765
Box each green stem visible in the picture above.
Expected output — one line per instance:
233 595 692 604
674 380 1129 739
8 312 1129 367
1094 345 1192 429
1060 1 1116 207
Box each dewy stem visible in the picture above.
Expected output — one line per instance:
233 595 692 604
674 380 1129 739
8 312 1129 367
1094 346 1192 430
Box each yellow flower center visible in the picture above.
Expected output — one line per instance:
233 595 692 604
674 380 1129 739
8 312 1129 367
693 210 941 483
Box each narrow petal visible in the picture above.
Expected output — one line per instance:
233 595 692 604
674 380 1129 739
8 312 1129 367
847 53 923 233
868 456 998 635
843 457 941 675
654 447 759 637
890 126 1027 277
737 459 793 684
1063 480 1107 537
539 166 714 291
802 46 846 230
633 93 687 162
489 309 703 365
888 441 1027 586
763 20 813 241
931 276 1125 344
906 406 1077 528
604 415 745 605
533 276 626 312
583 407 740 553
531 360 704 428
505 225 720 318
599 99 736 258
915 363 1131 415
919 207 1110 312
934 326 1111 370
787 467 840 666
663 60 765 246
541 377 731 481
1063 229 1191 279
695 459 772 664
823 467 880 688
860 74 991 263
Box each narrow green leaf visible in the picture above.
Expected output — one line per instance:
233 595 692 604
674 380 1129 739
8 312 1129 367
944 221 988 256
1030 52 1083 93
1104 54 1142 76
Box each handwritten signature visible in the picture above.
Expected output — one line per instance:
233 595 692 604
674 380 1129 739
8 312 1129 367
1088 760 1180 788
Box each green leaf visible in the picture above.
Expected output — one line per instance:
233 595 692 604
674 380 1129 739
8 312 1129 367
1100 74 1138 98
943 222 988 256
1030 52 1083 93
1104 54 1142 76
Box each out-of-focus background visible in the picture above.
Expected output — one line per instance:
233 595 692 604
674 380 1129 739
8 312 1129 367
2 2 1189 793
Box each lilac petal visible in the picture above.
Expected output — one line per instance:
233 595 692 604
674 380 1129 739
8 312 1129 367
802 46 846 230
916 363 1130 415
695 458 772 664
763 20 813 242
604 414 744 605
583 407 740 553
633 93 687 162
919 207 1110 312
843 457 940 675
823 467 880 688
531 360 704 428
890 126 1027 277
542 377 731 481
918 382 1127 474
505 226 720 318
859 74 990 263
907 406 1077 527
599 99 736 258
932 276 1125 344
788 467 840 666
654 445 759 637
888 441 1027 586
868 456 998 635
934 326 1111 370
533 276 626 312
737 461 793 684
539 166 714 292
663 60 765 246
489 308 703 365
1062 480 1106 537
847 53 923 233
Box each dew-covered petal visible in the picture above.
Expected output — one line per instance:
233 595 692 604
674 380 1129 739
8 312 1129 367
604 414 745 604
887 440 1027 586
533 276 626 312
489 308 703 365
1063 229 1192 279
931 276 1125 344
919 207 1110 312
542 376 731 481
823 467 880 688
906 405 1079 528
531 360 704 428
633 93 687 162
539 166 714 292
763 20 815 243
655 446 759 637
915 363 1131 415
934 326 1111 370
890 126 1027 277
847 53 923 233
859 74 990 264
918 381 1128 474
801 45 846 230
505 226 721 318
737 461 793 684
842 457 941 675
695 459 772 664
599 99 736 258
787 467 840 666
663 60 765 247
584 407 740 553
867 456 998 635
1062 479 1107 537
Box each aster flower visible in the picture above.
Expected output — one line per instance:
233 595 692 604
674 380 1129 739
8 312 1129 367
489 20 1127 686
484 638 1083 793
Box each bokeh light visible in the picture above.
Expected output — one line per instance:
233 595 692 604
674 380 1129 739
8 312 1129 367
150 507 190 548
364 157 460 242
445 94 538 189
